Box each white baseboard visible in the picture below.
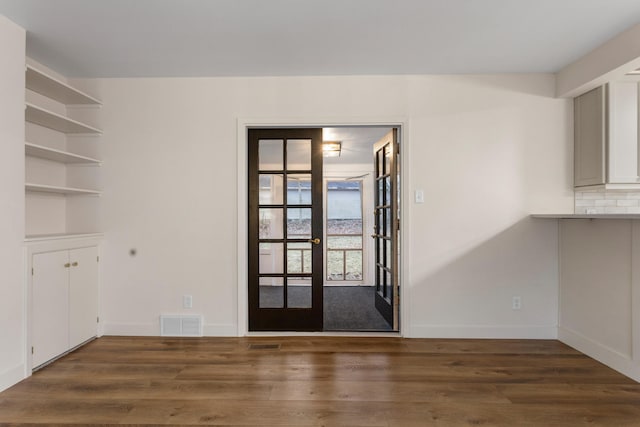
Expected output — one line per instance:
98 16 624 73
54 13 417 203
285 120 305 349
0 363 25 392
559 326 640 383
407 324 558 339
203 324 237 336
102 322 237 337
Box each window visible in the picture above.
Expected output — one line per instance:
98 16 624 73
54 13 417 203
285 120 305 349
326 180 363 281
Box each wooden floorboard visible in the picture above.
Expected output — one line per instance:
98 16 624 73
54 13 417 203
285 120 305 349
1 336 639 426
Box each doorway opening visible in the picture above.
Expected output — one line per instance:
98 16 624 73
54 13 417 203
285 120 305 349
247 126 400 332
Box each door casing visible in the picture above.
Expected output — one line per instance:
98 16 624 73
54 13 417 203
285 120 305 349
237 118 410 336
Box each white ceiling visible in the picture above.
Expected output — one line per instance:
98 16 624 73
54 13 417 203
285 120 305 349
1 0 640 78
323 127 390 165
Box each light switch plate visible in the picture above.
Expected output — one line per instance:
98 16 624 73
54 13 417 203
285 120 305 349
183 295 193 309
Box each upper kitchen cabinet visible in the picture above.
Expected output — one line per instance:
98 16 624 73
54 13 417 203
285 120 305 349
575 81 640 190
574 86 605 188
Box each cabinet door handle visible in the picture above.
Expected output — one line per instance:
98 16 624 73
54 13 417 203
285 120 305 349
72 262 78 267
64 263 71 268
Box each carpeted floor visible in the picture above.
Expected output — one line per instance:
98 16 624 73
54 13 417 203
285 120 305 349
259 285 392 331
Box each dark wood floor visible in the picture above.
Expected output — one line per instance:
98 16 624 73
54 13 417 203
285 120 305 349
1 337 639 426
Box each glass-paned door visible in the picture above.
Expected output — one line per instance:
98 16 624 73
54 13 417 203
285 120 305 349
373 129 399 330
248 128 323 331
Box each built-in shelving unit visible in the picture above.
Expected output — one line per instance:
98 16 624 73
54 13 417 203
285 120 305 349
24 60 102 239
25 142 101 165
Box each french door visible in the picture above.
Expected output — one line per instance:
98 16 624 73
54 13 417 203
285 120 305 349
373 129 399 330
248 128 324 331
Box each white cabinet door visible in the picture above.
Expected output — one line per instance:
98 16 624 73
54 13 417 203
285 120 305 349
32 250 69 367
574 86 606 187
608 81 640 184
69 246 99 348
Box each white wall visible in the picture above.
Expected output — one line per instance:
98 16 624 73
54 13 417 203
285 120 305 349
559 219 640 382
95 74 572 337
0 15 25 391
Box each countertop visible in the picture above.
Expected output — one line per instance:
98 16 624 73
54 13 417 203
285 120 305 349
531 214 640 219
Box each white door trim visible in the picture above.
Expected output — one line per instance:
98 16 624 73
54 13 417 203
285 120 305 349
236 117 412 336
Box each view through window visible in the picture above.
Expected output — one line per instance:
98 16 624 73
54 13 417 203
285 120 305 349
326 180 363 281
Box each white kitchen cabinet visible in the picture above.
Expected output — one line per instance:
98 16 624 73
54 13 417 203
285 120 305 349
608 81 640 184
31 245 99 368
574 86 605 188
575 81 640 190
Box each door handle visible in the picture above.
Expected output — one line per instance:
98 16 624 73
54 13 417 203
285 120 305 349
308 238 321 245
72 262 78 267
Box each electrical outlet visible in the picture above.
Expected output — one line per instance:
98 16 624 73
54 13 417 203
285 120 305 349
183 295 193 309
512 296 522 310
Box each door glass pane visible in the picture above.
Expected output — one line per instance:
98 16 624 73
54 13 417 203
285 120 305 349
327 251 344 281
386 240 391 269
288 277 312 308
259 174 283 205
259 243 283 274
377 180 384 206
287 139 311 170
345 250 363 280
259 140 283 171
377 150 383 176
385 177 391 207
384 144 391 175
287 242 312 274
259 208 283 239
287 174 311 205
377 238 384 265
259 277 284 308
287 207 311 239
385 271 392 302
377 209 383 235
385 207 391 237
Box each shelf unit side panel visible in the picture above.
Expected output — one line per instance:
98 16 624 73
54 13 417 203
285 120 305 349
25 156 67 187
26 192 67 236
26 122 67 152
26 89 66 117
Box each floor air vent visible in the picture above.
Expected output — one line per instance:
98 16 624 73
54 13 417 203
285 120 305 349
160 315 203 337
248 343 281 350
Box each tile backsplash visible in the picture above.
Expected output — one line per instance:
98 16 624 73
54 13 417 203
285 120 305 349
575 191 640 214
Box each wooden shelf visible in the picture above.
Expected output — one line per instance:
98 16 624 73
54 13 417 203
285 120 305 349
25 103 102 134
26 65 101 105
25 142 101 165
25 183 101 196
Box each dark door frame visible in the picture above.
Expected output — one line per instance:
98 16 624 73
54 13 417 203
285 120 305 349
247 128 324 331
237 119 408 336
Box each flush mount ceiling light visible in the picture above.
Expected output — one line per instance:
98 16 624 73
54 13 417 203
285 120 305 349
322 141 341 157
